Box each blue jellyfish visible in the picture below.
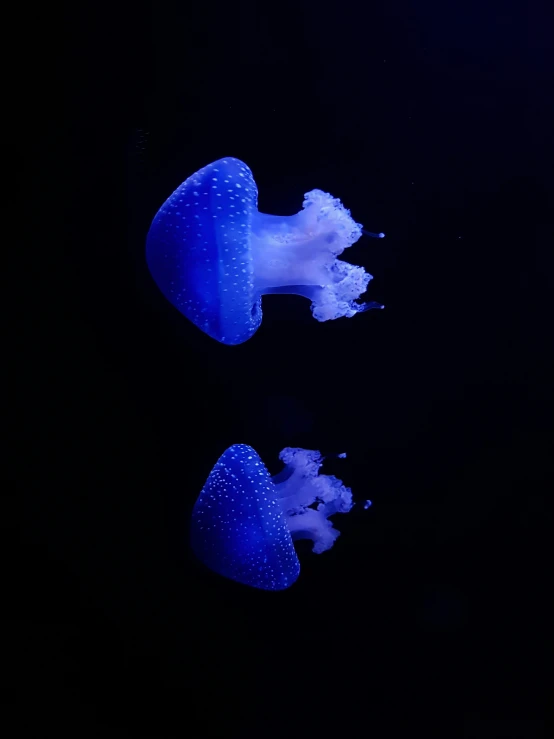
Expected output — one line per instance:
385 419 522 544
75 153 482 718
146 157 384 345
190 444 355 590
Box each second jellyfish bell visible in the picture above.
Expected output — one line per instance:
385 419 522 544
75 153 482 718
190 444 356 590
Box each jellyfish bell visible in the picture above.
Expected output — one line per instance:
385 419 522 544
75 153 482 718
146 158 261 345
190 444 354 590
146 157 384 345
190 444 299 591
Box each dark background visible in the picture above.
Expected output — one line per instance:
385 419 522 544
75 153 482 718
10 0 553 736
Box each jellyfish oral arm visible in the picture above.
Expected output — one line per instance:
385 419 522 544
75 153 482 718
272 447 354 555
285 509 341 554
250 189 383 321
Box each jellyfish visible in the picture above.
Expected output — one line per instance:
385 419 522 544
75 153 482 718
146 157 384 345
190 443 355 590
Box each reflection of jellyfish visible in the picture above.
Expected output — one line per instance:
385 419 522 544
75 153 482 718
190 444 354 590
146 157 384 345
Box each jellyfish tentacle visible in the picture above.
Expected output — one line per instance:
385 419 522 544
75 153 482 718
362 230 385 238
